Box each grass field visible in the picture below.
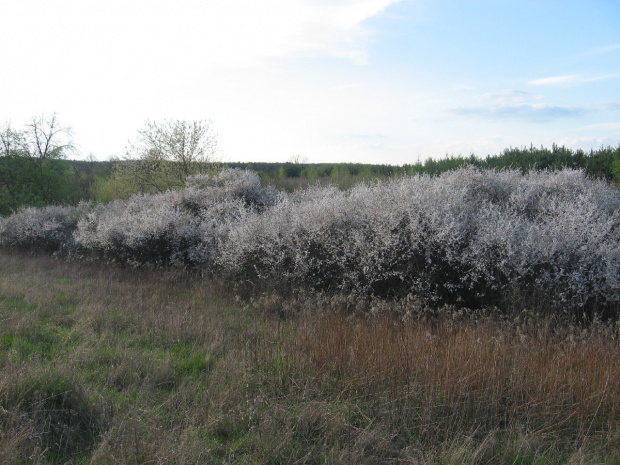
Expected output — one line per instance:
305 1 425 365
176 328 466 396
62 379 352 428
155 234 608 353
1 249 619 464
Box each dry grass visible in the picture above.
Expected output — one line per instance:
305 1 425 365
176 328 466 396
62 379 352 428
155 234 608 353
1 249 619 464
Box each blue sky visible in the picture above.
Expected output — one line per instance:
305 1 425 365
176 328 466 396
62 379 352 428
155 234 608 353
1 0 618 164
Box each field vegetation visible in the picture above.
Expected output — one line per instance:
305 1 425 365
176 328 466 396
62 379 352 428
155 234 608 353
1 250 619 464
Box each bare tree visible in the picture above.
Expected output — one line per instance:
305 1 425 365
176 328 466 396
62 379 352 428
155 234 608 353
24 113 75 162
2 114 73 162
287 153 308 164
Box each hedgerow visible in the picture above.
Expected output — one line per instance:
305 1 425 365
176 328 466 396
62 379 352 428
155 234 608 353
1 167 618 316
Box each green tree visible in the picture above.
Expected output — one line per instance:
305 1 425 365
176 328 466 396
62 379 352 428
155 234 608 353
301 165 318 180
612 154 620 186
112 119 218 195
0 114 77 215
330 166 339 182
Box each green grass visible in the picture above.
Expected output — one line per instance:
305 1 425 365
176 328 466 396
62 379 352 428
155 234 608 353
0 295 37 313
0 249 619 464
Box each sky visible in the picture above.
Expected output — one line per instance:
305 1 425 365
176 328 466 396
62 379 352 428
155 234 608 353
1 0 619 165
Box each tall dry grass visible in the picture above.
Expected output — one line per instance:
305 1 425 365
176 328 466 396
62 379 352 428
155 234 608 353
1 250 619 463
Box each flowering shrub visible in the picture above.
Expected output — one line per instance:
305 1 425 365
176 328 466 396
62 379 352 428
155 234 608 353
218 168 620 315
1 167 619 315
73 190 194 265
72 169 279 266
184 168 280 211
0 203 90 252
463 169 620 310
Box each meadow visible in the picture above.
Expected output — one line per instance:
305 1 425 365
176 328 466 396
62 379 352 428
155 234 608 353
1 166 620 463
1 250 619 464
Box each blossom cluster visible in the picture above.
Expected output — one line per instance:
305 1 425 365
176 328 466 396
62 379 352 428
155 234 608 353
0 203 89 252
219 168 620 312
71 169 279 266
1 167 618 313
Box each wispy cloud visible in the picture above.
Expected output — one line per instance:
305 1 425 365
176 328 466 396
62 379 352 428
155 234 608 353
529 73 620 86
483 89 540 105
528 75 579 86
454 104 584 121
453 89 584 121
592 101 620 112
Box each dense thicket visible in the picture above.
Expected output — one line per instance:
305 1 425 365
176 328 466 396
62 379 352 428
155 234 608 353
1 167 619 317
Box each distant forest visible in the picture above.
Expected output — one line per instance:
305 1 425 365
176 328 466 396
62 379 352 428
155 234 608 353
226 143 620 187
2 143 620 215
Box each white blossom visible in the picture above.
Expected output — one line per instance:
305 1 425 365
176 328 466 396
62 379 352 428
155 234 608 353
1 167 619 313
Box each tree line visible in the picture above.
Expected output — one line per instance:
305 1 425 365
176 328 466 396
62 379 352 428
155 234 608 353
2 114 619 215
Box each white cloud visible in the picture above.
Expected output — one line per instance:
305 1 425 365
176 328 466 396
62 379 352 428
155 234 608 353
454 103 584 121
528 73 620 86
528 75 579 86
202 0 398 66
0 0 400 72
484 89 540 105
453 89 584 122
